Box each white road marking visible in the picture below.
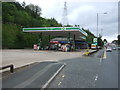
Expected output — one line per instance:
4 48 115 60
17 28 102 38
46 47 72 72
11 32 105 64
62 75 65 78
14 63 54 88
100 58 102 63
58 82 61 86
41 63 66 89
99 58 103 65
95 74 98 81
103 49 107 59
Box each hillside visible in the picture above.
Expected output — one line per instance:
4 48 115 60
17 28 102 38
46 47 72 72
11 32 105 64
2 2 62 49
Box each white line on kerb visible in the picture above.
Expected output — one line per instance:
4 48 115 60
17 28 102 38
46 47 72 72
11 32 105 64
41 63 66 90
58 82 61 86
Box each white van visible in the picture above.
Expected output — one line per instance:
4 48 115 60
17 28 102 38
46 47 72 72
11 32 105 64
91 44 97 49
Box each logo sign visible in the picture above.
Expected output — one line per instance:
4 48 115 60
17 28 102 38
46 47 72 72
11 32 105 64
94 42 97 45
61 27 66 30
93 38 97 43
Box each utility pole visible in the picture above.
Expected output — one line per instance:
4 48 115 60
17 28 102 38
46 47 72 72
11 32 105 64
101 28 103 37
61 1 69 26
96 12 107 37
97 13 98 37
96 12 107 49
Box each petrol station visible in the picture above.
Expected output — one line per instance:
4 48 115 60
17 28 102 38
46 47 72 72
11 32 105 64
23 27 88 51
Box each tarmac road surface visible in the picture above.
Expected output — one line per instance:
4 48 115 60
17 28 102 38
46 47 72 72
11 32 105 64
48 49 118 88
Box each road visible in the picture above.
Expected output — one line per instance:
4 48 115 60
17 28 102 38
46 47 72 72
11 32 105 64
48 49 118 88
2 62 65 88
2 49 118 89
95 49 118 88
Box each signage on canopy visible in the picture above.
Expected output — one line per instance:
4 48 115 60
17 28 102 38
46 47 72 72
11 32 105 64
50 41 59 43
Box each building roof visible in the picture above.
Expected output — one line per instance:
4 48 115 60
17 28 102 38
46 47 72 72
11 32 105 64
23 27 87 40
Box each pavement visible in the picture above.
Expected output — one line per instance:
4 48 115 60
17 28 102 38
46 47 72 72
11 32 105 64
1 49 86 69
1 49 96 70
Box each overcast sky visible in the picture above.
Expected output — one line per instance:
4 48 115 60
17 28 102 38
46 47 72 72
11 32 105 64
17 0 119 42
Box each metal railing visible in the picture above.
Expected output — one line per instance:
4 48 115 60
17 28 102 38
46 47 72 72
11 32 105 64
0 64 14 73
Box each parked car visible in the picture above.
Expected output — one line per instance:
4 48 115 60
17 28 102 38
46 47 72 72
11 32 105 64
106 47 112 52
118 47 120 50
112 47 116 50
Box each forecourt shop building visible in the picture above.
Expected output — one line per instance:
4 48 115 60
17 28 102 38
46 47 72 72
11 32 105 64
23 27 88 51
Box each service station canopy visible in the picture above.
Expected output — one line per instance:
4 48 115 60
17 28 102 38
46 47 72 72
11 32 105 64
23 27 87 40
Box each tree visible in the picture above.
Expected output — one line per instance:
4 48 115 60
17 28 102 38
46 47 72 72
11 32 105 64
74 24 79 27
2 2 63 49
64 24 73 27
34 5 42 17
82 28 96 46
97 37 104 47
103 39 107 43
112 40 118 44
21 1 26 8
2 2 17 23
25 4 42 18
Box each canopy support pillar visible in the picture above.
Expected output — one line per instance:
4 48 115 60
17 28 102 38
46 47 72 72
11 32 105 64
74 34 76 50
68 32 71 41
40 32 43 49
49 35 51 42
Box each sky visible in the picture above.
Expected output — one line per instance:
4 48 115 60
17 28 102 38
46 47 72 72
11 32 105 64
17 0 119 42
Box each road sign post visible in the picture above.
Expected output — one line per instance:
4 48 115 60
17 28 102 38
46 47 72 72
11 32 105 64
93 38 98 49
93 38 97 43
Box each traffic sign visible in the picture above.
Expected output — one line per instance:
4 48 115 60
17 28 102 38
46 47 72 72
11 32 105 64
93 38 97 42
94 42 97 45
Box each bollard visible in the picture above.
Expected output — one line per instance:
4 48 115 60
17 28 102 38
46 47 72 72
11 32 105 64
85 49 90 55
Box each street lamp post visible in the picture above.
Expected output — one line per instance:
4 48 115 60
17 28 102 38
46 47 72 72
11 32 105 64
101 28 103 37
96 12 107 49
97 12 107 37
97 13 98 37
